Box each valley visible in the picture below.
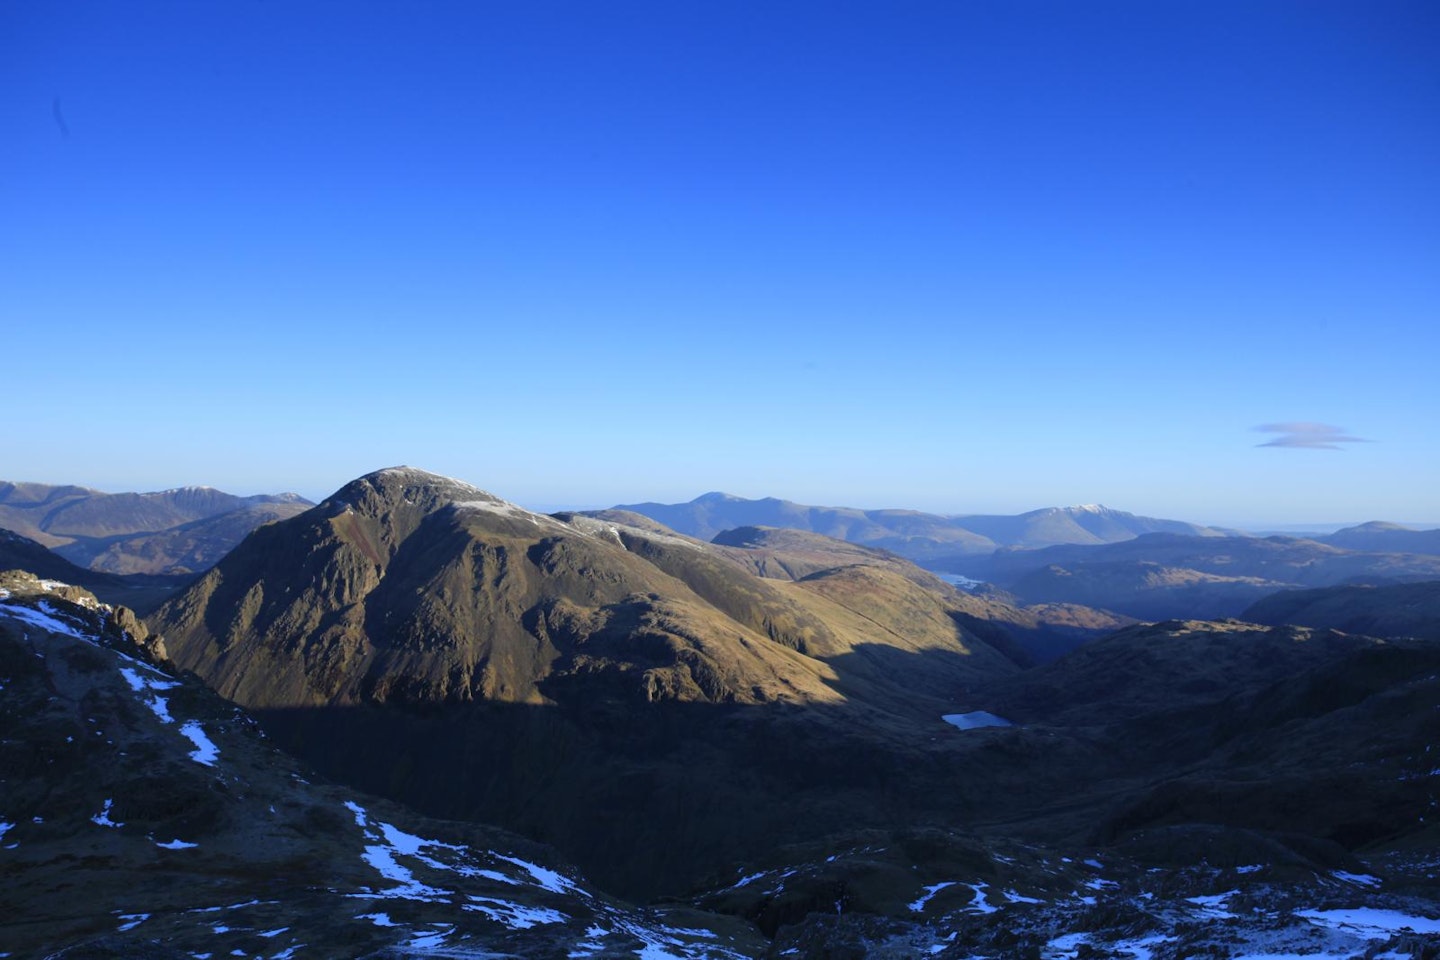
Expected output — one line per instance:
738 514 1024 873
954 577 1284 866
2 469 1438 958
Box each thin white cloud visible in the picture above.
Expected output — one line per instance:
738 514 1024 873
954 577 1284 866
1254 422 1371 450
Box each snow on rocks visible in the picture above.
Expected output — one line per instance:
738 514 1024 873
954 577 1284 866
179 720 220 766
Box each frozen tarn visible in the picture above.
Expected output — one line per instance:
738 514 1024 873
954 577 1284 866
464 895 567 929
0 601 86 639
179 721 219 765
908 881 956 913
1296 906 1440 937
92 799 122 828
941 711 1012 731
494 853 584 896
935 573 983 590
157 838 199 849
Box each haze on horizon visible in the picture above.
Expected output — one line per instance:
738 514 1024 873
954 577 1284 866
4 2 1436 527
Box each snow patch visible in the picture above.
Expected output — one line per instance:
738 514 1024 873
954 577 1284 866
92 799 122 828
908 881 955 913
179 721 219 765
494 853 584 895
464 895 567 929
1297 906 1440 936
157 838 199 849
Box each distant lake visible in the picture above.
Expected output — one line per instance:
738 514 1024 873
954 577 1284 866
934 572 982 590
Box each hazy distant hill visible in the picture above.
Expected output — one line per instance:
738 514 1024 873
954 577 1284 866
611 493 1236 563
1320 521 1440 556
949 533 1440 621
0 480 312 574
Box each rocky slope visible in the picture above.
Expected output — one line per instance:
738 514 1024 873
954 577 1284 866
0 571 763 959
0 480 311 575
147 468 1024 898
8 571 1439 958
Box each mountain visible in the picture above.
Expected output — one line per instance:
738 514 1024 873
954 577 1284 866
0 527 191 614
610 492 1239 564
947 533 1440 621
0 571 762 959
1243 580 1440 641
0 480 312 574
10 569 1440 958
147 467 1024 898
1321 521 1440 556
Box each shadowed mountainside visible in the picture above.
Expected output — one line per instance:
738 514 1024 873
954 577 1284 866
1243 580 1440 641
0 527 192 614
1320 521 1440 556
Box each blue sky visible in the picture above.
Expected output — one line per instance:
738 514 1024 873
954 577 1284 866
3 2 1437 525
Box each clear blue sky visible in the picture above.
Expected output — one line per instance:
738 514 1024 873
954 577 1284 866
4 2 1437 525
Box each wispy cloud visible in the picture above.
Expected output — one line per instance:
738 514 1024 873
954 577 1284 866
1254 422 1372 450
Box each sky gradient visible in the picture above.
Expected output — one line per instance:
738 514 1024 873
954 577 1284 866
4 2 1437 526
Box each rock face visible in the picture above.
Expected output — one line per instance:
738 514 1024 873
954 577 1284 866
149 467 1022 898
0 576 763 959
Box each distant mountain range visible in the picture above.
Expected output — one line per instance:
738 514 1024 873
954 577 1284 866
946 533 1440 621
611 492 1242 563
0 480 312 575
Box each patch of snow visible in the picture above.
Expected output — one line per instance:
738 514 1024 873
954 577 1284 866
179 721 219 765
116 913 149 932
0 823 12 841
358 912 396 927
1082 858 1104 869
1296 906 1440 936
731 871 766 888
494 853 584 895
1186 890 1239 919
464 895 567 929
403 925 454 949
344 801 368 827
92 799 122 828
1235 864 1264 874
909 881 956 913
1003 888 1044 904
270 946 303 960
258 927 288 938
378 820 462 855
0 601 86 638
357 844 452 901
1331 870 1381 887
965 882 999 914
156 838 199 849
942 711 1013 731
